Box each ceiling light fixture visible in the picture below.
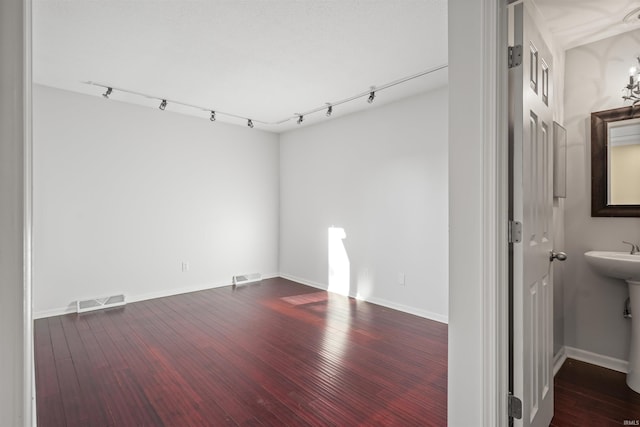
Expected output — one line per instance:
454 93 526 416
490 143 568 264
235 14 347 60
84 64 447 127
624 57 640 105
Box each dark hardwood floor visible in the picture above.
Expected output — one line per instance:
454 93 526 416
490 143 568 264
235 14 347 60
551 358 640 426
35 278 448 426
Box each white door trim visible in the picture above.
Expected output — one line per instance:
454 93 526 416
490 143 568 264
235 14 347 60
0 0 33 426
481 0 509 425
448 0 508 425
24 0 34 424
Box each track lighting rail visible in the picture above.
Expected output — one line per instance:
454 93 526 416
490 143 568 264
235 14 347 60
84 63 447 127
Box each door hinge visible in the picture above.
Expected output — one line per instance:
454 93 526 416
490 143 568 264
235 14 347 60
508 220 522 243
508 45 523 68
508 393 523 420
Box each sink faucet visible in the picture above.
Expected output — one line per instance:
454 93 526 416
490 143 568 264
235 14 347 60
623 241 640 255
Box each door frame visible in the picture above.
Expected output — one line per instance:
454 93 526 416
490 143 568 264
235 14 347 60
25 0 35 423
447 0 510 425
481 0 510 425
479 0 510 425
1 0 33 426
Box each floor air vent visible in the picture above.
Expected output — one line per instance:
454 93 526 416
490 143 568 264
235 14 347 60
233 273 262 286
77 294 126 313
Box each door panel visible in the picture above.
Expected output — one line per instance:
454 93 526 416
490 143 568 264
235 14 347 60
510 2 554 426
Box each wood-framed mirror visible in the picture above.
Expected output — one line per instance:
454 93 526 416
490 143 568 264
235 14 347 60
591 106 640 217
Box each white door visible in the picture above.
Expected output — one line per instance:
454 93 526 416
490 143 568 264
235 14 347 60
509 2 556 426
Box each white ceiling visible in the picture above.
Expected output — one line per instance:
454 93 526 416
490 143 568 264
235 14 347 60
534 0 640 50
33 0 448 132
34 1 640 132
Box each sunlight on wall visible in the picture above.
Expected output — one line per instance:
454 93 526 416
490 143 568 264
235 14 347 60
355 268 373 301
328 227 350 296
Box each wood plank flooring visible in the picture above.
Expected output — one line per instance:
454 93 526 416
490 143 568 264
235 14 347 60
35 278 448 426
551 358 640 426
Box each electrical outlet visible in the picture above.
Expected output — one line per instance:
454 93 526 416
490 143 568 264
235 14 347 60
181 262 189 272
398 272 405 286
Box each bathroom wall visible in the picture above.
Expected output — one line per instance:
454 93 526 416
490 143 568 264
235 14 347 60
33 85 280 317
563 29 640 361
279 88 448 322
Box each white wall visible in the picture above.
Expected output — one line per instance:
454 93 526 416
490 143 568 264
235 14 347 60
279 88 448 322
33 85 280 317
0 1 30 425
563 29 640 361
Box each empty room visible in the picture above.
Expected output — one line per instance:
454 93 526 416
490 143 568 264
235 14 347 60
29 1 450 425
10 1 640 426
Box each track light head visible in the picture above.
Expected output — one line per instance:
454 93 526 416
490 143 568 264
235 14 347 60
210 111 216 122
326 105 332 117
297 115 304 125
102 87 112 99
367 91 376 104
159 99 167 110
247 119 254 128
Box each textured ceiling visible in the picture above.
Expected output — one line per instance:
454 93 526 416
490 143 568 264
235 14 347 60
534 0 640 50
33 0 448 132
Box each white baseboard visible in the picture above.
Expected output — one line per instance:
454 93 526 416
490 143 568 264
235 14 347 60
553 347 567 376
126 280 232 305
33 272 446 324
33 272 281 319
278 273 327 291
33 306 76 319
360 295 448 324
278 273 448 324
556 345 629 374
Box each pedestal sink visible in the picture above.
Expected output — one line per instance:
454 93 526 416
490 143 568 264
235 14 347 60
585 251 640 392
